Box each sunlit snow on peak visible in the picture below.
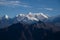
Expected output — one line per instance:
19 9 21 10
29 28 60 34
4 15 9 19
26 15 39 21
15 12 49 21
40 13 48 18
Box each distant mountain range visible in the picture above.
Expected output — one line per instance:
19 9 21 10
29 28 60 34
0 12 60 28
0 12 49 28
0 12 60 40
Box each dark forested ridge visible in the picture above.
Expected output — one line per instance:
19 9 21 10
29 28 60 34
0 21 60 40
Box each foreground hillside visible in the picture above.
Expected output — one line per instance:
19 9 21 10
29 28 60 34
0 21 60 40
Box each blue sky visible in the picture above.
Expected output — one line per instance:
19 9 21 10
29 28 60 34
0 0 60 17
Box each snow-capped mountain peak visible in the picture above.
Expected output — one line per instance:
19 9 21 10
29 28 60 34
19 14 25 16
16 14 25 17
15 12 49 22
26 15 39 21
40 13 48 19
2 15 9 20
4 15 9 19
0 12 49 28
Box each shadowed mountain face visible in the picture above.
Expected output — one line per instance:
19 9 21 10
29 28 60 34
0 21 60 40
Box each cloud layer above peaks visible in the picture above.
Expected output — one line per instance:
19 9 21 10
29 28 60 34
0 0 31 7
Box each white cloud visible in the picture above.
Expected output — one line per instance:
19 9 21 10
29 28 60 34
44 8 53 11
0 0 7 1
0 1 31 7
37 8 53 11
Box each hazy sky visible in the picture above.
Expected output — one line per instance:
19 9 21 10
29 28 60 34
0 0 60 17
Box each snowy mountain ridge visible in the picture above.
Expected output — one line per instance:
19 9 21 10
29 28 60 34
0 12 49 28
15 12 48 21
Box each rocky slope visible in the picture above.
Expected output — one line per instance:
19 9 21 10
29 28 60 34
0 21 60 40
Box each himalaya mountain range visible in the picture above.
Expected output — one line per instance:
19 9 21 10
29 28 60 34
0 12 60 28
0 12 60 40
0 12 48 28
